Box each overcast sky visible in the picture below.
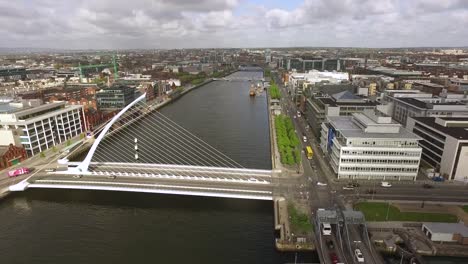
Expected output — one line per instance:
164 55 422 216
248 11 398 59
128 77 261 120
0 0 467 49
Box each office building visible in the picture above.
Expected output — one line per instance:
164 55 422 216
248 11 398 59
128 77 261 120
0 101 85 156
383 92 468 125
406 117 468 181
305 91 378 136
96 84 136 111
320 111 422 181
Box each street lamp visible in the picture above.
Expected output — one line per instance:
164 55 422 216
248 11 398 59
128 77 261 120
385 201 390 221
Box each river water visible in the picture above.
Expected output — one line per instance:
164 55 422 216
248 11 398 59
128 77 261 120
0 71 316 264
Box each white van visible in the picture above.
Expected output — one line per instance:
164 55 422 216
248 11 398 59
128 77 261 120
322 223 332 236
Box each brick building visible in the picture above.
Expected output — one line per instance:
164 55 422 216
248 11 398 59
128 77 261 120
0 144 28 169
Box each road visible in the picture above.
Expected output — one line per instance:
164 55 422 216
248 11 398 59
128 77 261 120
275 74 381 264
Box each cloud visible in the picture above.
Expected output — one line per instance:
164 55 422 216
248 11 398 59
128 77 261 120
0 0 466 49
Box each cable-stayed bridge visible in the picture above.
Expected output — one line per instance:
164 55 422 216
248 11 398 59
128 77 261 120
10 93 278 200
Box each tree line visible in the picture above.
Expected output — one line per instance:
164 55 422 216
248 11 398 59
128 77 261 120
275 115 300 165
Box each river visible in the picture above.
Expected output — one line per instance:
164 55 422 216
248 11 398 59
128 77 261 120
0 71 316 264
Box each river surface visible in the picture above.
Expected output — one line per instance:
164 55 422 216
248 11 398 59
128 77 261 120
0 71 316 264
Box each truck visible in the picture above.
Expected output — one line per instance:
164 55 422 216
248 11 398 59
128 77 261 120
7 167 30 178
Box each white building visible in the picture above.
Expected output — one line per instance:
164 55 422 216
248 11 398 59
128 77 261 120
422 223 468 244
288 70 349 88
0 101 85 156
406 117 468 181
320 111 422 181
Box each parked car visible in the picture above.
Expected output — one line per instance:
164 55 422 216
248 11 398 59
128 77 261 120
355 249 364 263
423 183 434 189
317 182 328 186
381 181 392 187
342 185 354 190
303 136 307 142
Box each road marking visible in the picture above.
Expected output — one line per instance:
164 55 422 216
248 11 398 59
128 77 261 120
35 179 273 194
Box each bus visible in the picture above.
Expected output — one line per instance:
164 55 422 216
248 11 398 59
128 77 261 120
306 146 313 160
7 167 30 178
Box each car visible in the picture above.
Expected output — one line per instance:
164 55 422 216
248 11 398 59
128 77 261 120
355 249 364 263
44 168 56 172
73 175 82 179
317 182 328 186
342 185 354 190
293 115 297 119
326 239 334 249
381 181 392 187
433 176 445 182
423 183 434 189
329 253 339 264
303 136 307 142
107 175 116 179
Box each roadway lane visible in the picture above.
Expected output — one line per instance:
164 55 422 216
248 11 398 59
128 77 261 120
22 173 274 200
338 183 468 203
275 74 383 264
87 163 273 183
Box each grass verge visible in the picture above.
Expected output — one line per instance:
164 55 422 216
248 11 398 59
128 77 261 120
355 202 458 222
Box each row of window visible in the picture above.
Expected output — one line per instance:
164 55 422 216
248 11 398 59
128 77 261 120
349 140 418 147
340 159 419 165
342 150 421 156
340 167 418 173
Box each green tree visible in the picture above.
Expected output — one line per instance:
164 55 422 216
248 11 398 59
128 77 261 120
66 140 71 146
40 152 45 158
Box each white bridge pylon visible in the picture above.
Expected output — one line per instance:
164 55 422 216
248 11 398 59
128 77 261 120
75 93 148 174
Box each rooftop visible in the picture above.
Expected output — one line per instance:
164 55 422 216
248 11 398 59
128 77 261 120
398 97 468 110
328 113 420 140
423 222 468 237
413 81 444 88
412 117 468 140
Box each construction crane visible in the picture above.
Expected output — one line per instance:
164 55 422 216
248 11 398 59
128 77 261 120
78 54 118 83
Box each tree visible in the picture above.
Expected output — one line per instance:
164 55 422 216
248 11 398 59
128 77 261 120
40 152 45 158
67 140 71 146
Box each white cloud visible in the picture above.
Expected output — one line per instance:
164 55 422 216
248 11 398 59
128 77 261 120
0 0 466 49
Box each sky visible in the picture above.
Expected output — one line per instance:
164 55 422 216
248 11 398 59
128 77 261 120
0 0 467 49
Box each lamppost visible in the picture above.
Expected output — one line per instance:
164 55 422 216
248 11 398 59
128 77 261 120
385 201 391 221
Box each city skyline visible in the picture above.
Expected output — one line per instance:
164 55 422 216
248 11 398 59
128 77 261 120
0 0 467 49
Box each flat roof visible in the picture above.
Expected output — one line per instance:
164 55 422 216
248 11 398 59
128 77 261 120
413 81 444 88
398 98 428 109
329 116 420 140
318 97 377 107
412 117 468 140
423 222 468 237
